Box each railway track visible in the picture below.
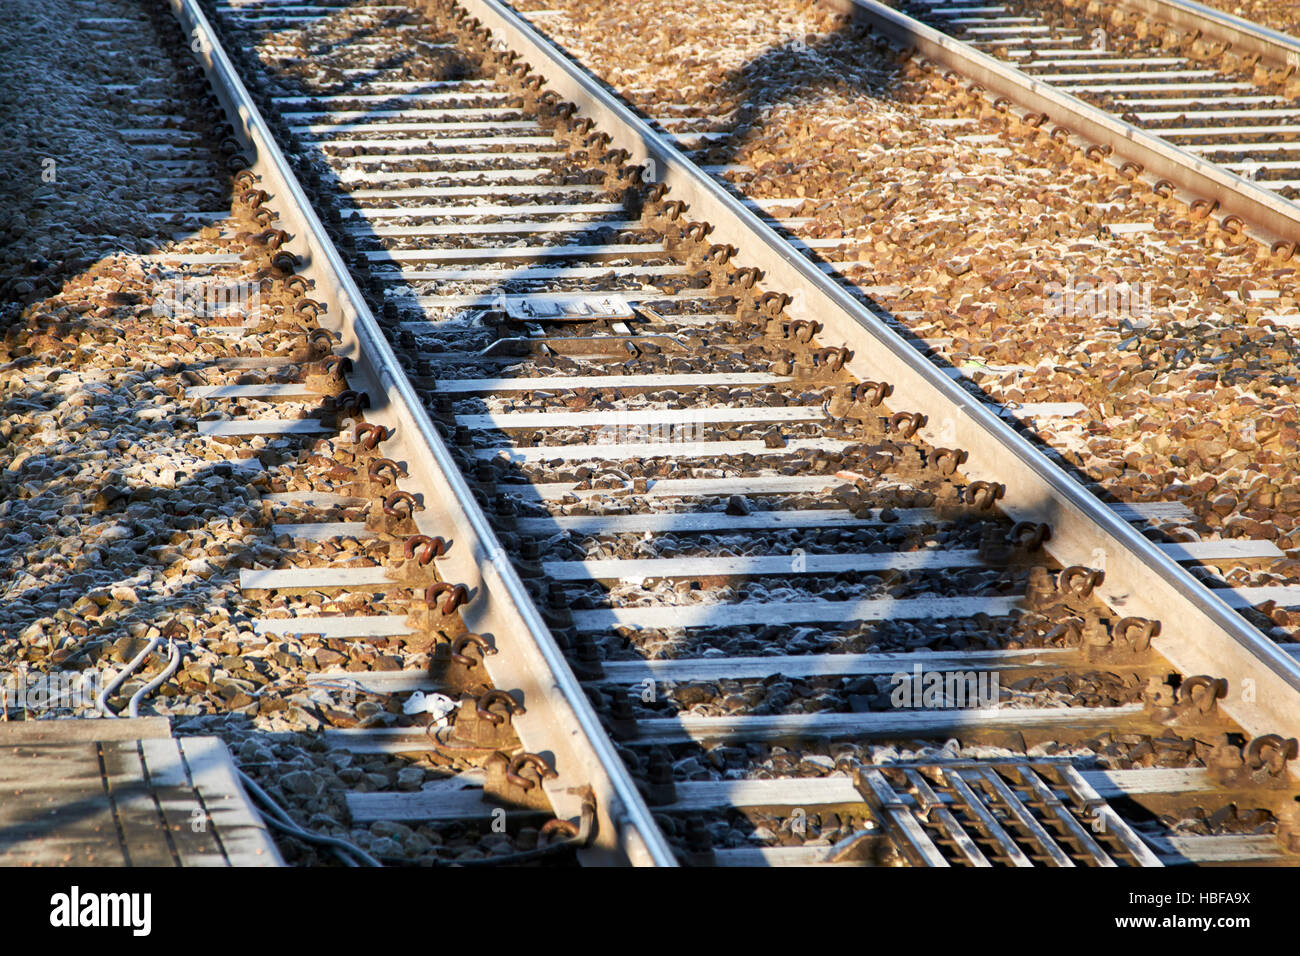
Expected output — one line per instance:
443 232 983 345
878 0 1300 201
505 0 1300 625
7 0 1300 867
2 0 662 867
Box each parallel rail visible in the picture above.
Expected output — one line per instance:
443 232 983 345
1110 0 1300 71
170 0 674 865
845 0 1300 245
466 0 1300 752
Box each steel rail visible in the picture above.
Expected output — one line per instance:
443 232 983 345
817 0 1300 247
168 0 677 866
464 0 1300 766
1117 0 1300 71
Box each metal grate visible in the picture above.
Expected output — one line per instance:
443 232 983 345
855 760 1163 867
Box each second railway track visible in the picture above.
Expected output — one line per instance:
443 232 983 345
879 0 1300 199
